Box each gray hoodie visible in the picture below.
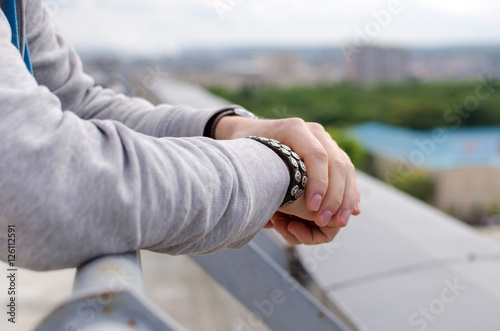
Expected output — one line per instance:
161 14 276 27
0 0 289 271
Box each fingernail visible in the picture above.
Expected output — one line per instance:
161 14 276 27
339 210 352 227
318 210 333 227
309 194 323 211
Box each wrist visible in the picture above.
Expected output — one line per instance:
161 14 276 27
247 136 307 207
215 115 257 140
204 106 258 140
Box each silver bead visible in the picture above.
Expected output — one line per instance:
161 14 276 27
295 170 301 182
291 151 300 160
295 189 304 199
281 148 291 156
302 176 308 187
291 185 299 196
289 157 298 168
299 161 306 172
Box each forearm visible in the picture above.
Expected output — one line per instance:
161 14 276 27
0 125 288 270
27 0 219 138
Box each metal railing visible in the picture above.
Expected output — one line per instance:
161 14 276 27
35 232 352 330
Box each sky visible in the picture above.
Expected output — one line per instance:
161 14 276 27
44 0 500 55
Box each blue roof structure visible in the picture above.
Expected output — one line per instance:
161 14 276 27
349 122 500 170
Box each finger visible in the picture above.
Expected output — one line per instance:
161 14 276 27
310 133 349 227
332 150 360 227
288 221 341 245
353 200 361 216
352 179 362 215
274 119 329 213
272 215 301 245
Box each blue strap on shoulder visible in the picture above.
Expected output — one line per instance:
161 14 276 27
3 0 33 74
23 38 32 72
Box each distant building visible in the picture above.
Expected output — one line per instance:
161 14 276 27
345 46 408 84
407 46 500 81
349 122 500 220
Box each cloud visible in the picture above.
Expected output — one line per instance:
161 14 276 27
417 0 500 17
43 0 500 54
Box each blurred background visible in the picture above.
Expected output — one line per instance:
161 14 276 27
4 1 499 330
50 0 500 226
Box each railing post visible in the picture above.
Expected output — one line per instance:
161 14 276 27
36 251 185 331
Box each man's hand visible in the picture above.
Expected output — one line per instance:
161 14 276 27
215 116 361 245
265 201 342 245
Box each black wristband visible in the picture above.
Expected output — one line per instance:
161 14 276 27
204 106 257 139
203 110 235 139
248 136 307 207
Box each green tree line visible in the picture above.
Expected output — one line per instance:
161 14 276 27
210 81 500 130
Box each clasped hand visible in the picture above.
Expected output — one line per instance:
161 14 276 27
216 116 361 245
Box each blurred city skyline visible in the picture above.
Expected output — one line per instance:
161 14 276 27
46 0 500 56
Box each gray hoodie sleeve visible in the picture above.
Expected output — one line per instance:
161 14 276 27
0 2 289 271
28 0 219 138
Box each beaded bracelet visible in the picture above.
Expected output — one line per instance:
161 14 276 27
247 136 307 207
